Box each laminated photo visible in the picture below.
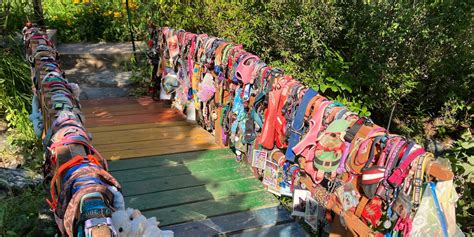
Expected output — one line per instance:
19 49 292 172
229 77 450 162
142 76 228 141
251 149 267 170
305 195 324 230
263 159 279 191
292 189 311 217
279 183 292 197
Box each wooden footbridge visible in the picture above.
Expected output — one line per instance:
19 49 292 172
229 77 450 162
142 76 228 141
82 96 308 236
25 26 457 237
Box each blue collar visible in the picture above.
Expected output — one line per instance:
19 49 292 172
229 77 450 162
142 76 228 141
285 88 318 162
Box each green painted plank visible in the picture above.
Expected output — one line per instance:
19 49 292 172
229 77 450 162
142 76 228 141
230 222 310 237
143 191 279 226
120 165 253 196
125 177 264 210
112 157 240 183
108 149 234 171
163 206 295 237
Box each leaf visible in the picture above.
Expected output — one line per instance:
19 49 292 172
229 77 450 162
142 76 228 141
460 142 474 149
330 85 339 92
319 84 328 93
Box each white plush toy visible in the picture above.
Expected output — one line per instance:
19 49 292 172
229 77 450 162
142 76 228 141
111 208 174 237
129 214 147 237
111 209 132 237
107 186 125 211
143 217 173 237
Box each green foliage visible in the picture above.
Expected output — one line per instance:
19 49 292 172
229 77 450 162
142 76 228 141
335 2 473 136
43 0 132 42
0 42 38 152
444 130 474 231
1 1 34 35
0 187 56 237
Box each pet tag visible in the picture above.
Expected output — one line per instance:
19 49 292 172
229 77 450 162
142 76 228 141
383 219 392 229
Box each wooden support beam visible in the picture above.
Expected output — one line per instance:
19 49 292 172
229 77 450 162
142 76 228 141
428 162 454 181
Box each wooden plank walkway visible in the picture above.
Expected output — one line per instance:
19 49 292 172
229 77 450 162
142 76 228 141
81 96 307 236
82 96 221 160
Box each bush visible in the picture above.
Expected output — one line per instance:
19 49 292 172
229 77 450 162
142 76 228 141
335 2 473 138
0 41 38 152
1 1 34 36
0 187 56 237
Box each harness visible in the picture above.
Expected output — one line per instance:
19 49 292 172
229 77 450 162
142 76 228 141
258 75 292 149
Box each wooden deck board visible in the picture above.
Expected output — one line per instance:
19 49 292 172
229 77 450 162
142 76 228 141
111 156 239 182
84 107 175 117
143 191 279 226
81 97 301 234
80 96 157 107
162 206 294 237
119 165 253 196
102 143 221 160
91 125 210 145
87 120 191 133
94 136 215 151
107 149 234 171
86 111 186 127
124 177 265 210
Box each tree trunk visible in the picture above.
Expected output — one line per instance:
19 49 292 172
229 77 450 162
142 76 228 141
32 0 45 30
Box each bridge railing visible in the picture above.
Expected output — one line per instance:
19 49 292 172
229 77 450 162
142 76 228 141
23 25 172 237
147 26 455 236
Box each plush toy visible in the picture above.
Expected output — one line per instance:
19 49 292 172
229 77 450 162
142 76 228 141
111 209 132 237
112 208 174 237
129 214 147 237
143 217 173 237
108 186 125 211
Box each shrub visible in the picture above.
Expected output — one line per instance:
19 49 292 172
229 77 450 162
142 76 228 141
0 42 38 152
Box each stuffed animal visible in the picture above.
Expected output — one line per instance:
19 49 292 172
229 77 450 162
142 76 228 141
108 186 125 211
111 209 132 237
129 214 147 237
111 208 174 237
143 217 174 237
